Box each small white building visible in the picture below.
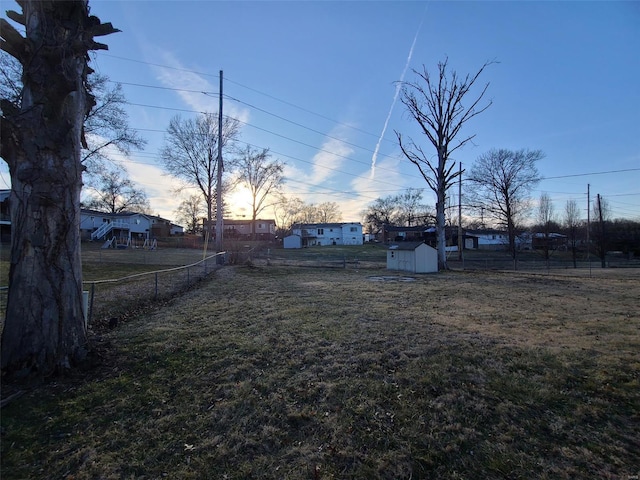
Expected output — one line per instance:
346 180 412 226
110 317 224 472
283 234 302 249
291 222 363 247
387 242 438 273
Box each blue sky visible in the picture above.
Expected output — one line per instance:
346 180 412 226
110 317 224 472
2 1 639 224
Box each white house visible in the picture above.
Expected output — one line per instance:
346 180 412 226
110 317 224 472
80 210 181 244
465 229 533 251
465 229 509 250
290 222 363 247
387 242 438 273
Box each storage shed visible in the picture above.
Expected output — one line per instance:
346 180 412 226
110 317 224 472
283 234 302 249
387 241 438 273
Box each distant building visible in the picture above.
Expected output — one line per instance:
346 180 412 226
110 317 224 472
0 192 183 245
288 222 363 248
80 209 183 243
532 232 567 251
202 218 276 241
0 189 10 244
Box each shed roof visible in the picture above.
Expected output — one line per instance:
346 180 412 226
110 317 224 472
388 241 427 251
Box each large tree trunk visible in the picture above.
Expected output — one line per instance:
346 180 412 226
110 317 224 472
435 150 448 270
2 153 87 376
435 200 447 271
1 1 118 378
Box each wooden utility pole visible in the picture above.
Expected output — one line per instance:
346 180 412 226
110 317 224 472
215 70 224 252
597 193 606 268
587 184 591 276
458 162 463 262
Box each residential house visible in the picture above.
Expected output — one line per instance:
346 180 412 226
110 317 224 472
0 189 10 244
464 229 510 250
532 232 567 251
385 224 479 251
288 222 363 248
202 218 277 241
81 210 182 245
0 191 183 246
464 228 533 251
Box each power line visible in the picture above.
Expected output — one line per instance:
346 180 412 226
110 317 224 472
122 99 421 183
541 168 640 180
100 54 220 80
100 53 395 145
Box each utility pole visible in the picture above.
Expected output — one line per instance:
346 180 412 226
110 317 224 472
587 184 591 276
597 193 605 268
215 70 224 253
458 162 463 263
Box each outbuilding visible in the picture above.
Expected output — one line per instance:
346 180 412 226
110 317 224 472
283 234 302 249
387 241 438 273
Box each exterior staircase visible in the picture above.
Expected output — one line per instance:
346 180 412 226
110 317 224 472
91 219 130 241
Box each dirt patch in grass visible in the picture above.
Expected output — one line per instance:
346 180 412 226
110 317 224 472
1 266 639 479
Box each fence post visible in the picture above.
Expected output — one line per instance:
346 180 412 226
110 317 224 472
88 283 95 325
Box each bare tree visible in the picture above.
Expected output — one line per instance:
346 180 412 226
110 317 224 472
362 189 433 241
536 192 556 263
0 52 22 105
315 202 343 224
160 113 240 224
467 148 543 267
81 73 146 177
174 194 205 234
1 53 145 181
395 57 494 270
273 196 344 236
362 195 398 241
235 146 284 238
564 199 581 268
84 167 150 214
592 194 611 268
0 1 119 377
273 195 306 236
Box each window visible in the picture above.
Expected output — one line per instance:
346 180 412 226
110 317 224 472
350 227 357 232
318 228 324 235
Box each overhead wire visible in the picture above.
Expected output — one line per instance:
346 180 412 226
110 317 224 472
95 53 639 219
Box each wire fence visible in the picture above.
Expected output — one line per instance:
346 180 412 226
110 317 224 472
83 251 226 329
2 246 638 330
0 251 226 331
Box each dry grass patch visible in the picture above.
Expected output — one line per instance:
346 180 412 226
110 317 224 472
1 266 639 479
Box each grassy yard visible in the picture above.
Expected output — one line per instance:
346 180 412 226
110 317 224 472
1 263 639 479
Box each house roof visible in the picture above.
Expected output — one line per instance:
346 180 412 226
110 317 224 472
223 218 276 226
385 225 431 233
388 241 427 251
533 232 567 238
294 222 362 228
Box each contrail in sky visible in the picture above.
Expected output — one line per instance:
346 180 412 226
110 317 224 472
370 17 424 179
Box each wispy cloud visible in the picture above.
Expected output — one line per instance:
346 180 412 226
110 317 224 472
310 135 354 185
344 155 405 221
149 49 250 124
125 160 186 218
